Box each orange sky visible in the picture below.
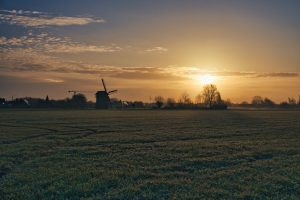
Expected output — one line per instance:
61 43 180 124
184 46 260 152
0 1 299 103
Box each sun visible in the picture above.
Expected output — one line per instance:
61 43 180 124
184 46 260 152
196 74 218 85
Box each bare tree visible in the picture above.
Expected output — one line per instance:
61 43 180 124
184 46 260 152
288 97 296 105
215 91 223 104
166 98 176 108
195 94 203 104
179 92 192 104
202 84 219 108
154 96 164 108
240 101 249 105
263 98 275 106
252 96 264 105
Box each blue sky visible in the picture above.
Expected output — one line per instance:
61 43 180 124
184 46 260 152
0 0 300 102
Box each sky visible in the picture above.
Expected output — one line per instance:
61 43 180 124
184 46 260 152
0 0 299 103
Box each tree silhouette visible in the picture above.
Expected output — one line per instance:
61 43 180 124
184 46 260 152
215 91 222 104
195 94 203 104
166 98 176 108
288 97 296 105
202 84 219 109
240 101 249 105
179 92 192 104
154 96 164 108
252 96 264 105
263 98 275 106
71 93 87 108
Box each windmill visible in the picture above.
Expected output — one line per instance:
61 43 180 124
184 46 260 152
95 78 118 109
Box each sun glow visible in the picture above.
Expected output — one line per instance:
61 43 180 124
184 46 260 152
196 74 218 85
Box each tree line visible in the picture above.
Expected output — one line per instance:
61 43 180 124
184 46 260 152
153 85 300 109
232 95 300 108
1 84 299 109
153 84 227 109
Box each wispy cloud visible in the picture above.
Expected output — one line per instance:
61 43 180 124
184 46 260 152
0 38 298 81
0 9 104 27
180 68 299 78
44 43 121 53
0 47 182 80
255 72 299 77
212 71 299 78
1 47 298 82
43 78 64 83
145 46 168 53
0 33 121 53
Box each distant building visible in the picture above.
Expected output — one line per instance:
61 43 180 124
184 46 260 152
0 98 5 105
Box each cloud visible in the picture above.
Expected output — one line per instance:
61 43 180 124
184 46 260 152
255 72 299 77
0 33 121 53
0 9 104 27
181 69 299 78
0 37 6 45
215 71 298 77
109 68 186 80
44 43 121 53
212 71 256 77
43 78 64 83
145 46 168 53
213 71 299 78
0 41 298 82
0 47 183 81
0 36 26 46
1 46 298 82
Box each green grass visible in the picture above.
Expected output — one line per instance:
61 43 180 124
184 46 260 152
0 110 299 199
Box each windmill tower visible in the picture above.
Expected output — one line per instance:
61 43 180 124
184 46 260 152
95 79 117 109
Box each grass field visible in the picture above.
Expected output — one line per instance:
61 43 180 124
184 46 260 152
0 110 299 199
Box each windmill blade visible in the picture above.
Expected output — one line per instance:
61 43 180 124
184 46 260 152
101 78 107 92
108 90 118 94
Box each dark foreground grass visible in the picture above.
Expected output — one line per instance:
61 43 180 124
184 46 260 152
0 110 299 199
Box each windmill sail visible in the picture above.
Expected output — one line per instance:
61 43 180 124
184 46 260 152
101 79 107 93
108 90 118 94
